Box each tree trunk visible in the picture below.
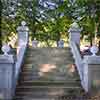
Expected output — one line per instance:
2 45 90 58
56 32 61 47
0 0 2 53
90 34 93 46
90 38 92 46
99 41 100 51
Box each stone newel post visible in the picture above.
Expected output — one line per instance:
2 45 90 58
83 55 100 92
0 44 15 100
16 21 29 77
17 21 29 54
68 22 81 46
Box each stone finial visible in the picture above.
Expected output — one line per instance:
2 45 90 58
71 22 79 28
32 40 38 47
17 21 29 32
1 44 10 55
21 21 26 26
68 22 81 33
58 40 64 48
90 45 99 56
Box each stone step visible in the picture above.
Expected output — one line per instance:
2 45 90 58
13 47 85 100
21 68 77 73
21 70 77 76
13 96 60 100
26 53 73 57
14 93 87 100
20 75 79 82
24 59 74 64
21 71 79 81
15 92 72 99
26 52 73 56
15 87 82 98
14 94 87 100
20 72 79 81
16 85 81 89
20 76 80 82
18 80 81 88
26 48 72 53
25 55 74 61
27 47 71 52
16 85 82 94
21 65 77 73
26 48 72 57
23 61 74 67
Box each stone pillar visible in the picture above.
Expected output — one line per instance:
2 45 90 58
83 56 100 92
68 22 81 46
16 21 29 77
32 40 38 47
17 21 29 52
0 45 15 100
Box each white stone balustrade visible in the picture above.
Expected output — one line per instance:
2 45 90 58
83 55 100 92
0 21 30 100
0 44 15 100
16 21 29 82
69 22 100 92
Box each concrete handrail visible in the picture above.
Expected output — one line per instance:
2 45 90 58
69 42 89 91
13 21 29 97
70 42 83 79
0 21 29 100
70 41 100 92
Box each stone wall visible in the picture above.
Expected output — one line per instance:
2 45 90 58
83 56 100 92
0 55 15 100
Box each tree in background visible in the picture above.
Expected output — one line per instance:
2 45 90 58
1 0 100 47
61 0 100 46
0 0 2 52
15 0 72 46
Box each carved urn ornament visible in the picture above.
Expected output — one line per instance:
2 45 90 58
32 39 38 47
58 40 64 48
90 45 99 56
1 44 10 55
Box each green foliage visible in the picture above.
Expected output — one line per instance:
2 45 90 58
1 0 100 46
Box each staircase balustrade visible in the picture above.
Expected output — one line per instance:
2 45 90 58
15 21 29 78
0 44 15 100
83 55 100 92
69 22 100 92
70 42 85 90
14 21 29 97
0 21 29 100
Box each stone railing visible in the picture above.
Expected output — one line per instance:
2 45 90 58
0 53 15 100
0 21 29 100
14 21 29 97
70 42 83 80
69 22 100 92
83 55 100 92
70 41 92 92
15 21 29 79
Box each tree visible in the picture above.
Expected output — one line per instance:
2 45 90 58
3 0 96 47
61 0 100 46
77 0 100 46
15 0 72 46
0 0 3 52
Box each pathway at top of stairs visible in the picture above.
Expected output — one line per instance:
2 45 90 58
13 47 88 100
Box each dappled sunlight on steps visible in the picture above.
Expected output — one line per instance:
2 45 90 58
13 47 87 100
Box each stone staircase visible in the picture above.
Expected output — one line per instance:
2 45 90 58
13 47 86 100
